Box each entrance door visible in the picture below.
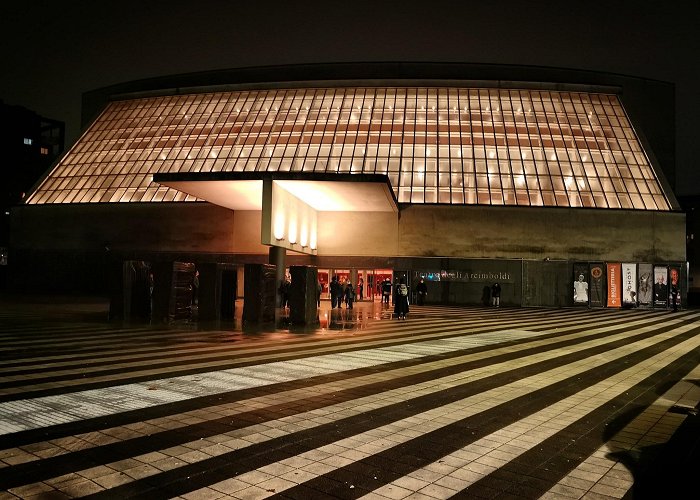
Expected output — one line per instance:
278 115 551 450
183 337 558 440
323 268 393 302
318 270 329 300
372 269 393 301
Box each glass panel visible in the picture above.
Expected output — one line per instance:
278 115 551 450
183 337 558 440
25 87 671 210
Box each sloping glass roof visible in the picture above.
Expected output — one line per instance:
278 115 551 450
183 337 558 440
27 87 671 210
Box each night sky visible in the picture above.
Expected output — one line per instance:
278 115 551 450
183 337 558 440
2 1 698 195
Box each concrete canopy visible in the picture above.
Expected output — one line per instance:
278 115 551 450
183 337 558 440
153 172 398 213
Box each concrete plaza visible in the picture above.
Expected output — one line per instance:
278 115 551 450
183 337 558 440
0 296 698 499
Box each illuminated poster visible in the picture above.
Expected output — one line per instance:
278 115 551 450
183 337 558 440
621 263 637 306
573 263 589 306
637 263 653 307
589 263 605 308
653 266 668 307
669 266 681 309
607 263 621 308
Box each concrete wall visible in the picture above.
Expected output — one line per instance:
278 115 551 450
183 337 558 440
397 205 686 262
317 211 398 256
232 210 269 255
12 203 684 262
9 202 686 299
11 203 238 253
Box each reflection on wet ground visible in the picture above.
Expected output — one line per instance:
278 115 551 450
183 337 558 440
0 294 403 341
208 299 392 334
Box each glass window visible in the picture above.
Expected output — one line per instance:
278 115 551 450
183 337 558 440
25 87 671 211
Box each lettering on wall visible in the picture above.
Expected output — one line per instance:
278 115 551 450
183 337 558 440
414 270 513 283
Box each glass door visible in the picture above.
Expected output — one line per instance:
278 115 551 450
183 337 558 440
318 269 330 300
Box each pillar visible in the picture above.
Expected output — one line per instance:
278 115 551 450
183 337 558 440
269 245 286 307
290 265 319 325
196 263 218 322
242 263 277 325
151 261 174 324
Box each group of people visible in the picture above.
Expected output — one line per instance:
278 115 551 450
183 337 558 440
279 274 437 318
378 277 417 319
329 275 357 309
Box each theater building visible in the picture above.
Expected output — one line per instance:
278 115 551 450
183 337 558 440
9 63 686 317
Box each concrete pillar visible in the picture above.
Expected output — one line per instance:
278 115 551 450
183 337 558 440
269 245 286 307
290 266 319 325
151 261 174 324
350 269 359 295
242 263 277 325
196 263 219 322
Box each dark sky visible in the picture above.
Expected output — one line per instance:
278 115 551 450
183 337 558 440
2 0 698 195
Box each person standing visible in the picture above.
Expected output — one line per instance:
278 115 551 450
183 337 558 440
358 278 364 301
279 275 291 309
416 278 427 305
394 277 409 319
345 281 355 309
491 282 501 307
317 279 322 307
330 276 340 308
381 278 392 304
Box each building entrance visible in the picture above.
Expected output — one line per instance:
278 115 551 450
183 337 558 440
318 268 393 301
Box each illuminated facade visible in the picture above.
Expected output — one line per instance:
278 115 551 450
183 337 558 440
10 64 687 308
29 87 669 211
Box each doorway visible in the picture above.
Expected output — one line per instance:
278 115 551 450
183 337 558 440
318 268 393 301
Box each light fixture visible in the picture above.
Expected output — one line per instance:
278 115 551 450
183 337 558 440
274 213 285 240
288 219 297 244
300 221 308 248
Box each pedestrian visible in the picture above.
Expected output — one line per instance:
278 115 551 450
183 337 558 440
279 275 291 308
491 282 501 307
345 281 355 309
191 269 200 307
394 277 409 319
381 278 392 304
330 276 341 308
358 278 364 301
317 279 322 307
416 278 427 305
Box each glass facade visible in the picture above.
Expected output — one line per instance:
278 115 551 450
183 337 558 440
27 87 671 210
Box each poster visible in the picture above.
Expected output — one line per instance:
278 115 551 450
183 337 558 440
669 266 681 309
621 263 637 306
607 263 621 308
589 263 605 308
573 263 589 306
653 266 668 307
637 263 653 307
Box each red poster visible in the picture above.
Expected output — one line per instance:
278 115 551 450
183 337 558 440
607 263 621 308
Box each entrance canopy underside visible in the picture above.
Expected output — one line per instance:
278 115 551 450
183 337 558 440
154 172 398 212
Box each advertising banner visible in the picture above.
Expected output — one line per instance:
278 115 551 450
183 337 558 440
589 263 605 308
621 263 637 306
573 263 589 306
637 263 653 307
653 266 668 307
669 266 681 309
607 263 621 308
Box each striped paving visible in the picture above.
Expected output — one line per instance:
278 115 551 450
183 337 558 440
0 302 698 499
